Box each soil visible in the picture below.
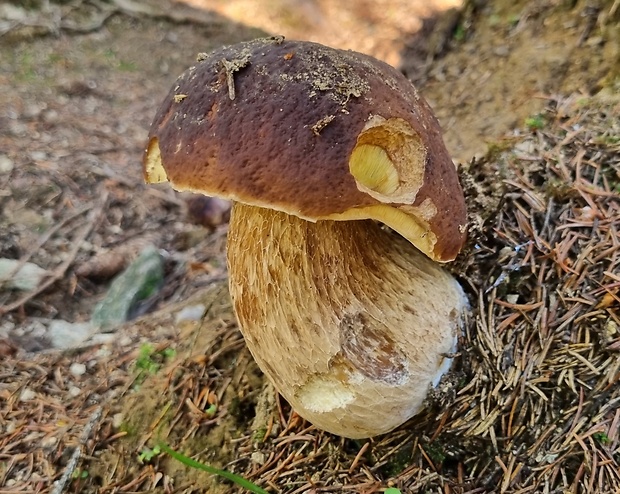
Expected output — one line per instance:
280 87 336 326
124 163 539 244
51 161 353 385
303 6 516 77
0 0 619 493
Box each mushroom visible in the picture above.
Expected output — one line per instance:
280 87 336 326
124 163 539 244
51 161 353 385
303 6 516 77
143 38 468 438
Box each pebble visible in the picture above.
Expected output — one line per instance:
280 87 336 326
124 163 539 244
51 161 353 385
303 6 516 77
29 151 48 162
23 102 44 118
113 413 124 428
11 319 46 338
0 258 48 292
95 346 112 358
9 121 27 137
119 335 133 346
69 362 87 377
69 386 82 397
493 45 510 57
175 304 207 323
0 154 13 173
48 320 95 349
20 387 36 402
89 333 116 345
251 451 266 465
0 321 15 338
41 109 59 124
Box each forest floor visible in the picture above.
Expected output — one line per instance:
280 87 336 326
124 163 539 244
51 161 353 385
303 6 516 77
0 0 619 493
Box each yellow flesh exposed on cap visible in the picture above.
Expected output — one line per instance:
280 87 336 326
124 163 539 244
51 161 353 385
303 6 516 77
144 138 169 184
349 144 400 196
324 204 437 260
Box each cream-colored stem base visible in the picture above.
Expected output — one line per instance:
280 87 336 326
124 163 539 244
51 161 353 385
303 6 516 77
227 203 467 438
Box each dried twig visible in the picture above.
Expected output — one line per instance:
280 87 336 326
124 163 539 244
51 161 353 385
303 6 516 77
3 204 93 283
50 406 102 494
0 191 108 315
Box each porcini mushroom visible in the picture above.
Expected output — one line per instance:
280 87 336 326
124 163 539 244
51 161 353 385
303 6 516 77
143 38 468 438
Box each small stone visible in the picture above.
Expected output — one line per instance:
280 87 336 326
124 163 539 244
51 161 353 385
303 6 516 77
493 45 510 57
41 109 59 124
0 154 13 173
506 294 519 304
0 3 29 22
48 320 95 349
21 320 47 338
0 258 48 292
10 320 42 338
95 346 112 358
20 387 36 402
119 335 133 346
69 362 87 376
24 103 43 119
69 386 81 397
0 321 15 337
9 121 27 137
113 413 124 428
29 150 48 162
251 451 266 465
91 245 164 330
175 304 206 323
89 333 116 344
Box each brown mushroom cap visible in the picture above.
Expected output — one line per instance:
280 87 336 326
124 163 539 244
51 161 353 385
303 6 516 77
144 37 466 261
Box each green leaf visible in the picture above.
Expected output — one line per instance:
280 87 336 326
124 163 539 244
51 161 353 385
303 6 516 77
525 114 545 131
138 445 161 464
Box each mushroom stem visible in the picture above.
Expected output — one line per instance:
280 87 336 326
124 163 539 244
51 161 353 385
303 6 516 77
227 202 467 438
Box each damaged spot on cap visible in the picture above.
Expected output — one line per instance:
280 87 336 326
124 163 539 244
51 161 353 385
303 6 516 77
143 138 168 184
350 116 426 205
